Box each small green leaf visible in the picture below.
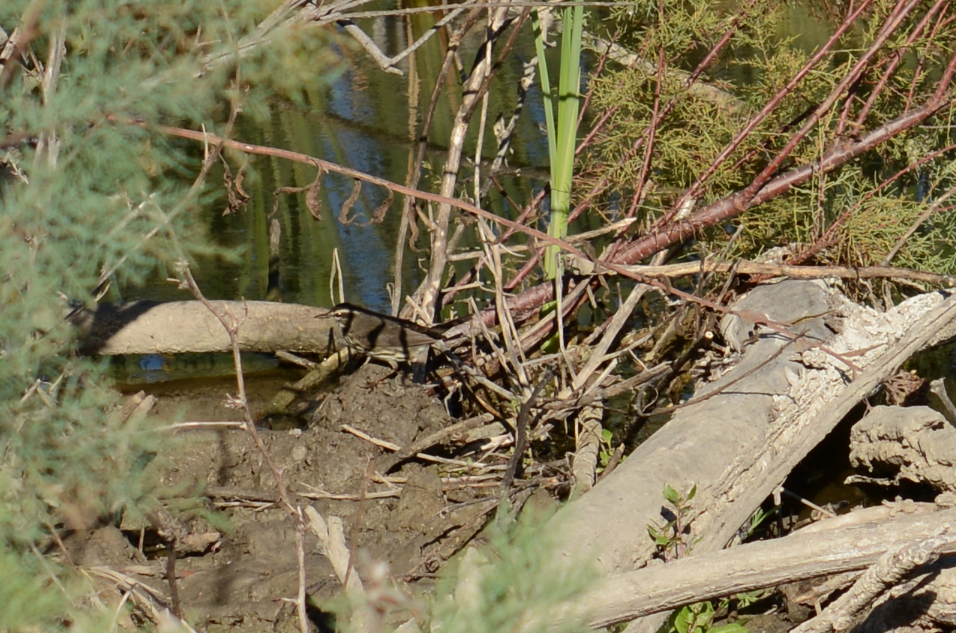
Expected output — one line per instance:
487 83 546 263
735 589 764 608
749 508 770 533
602 428 613 443
686 484 698 502
673 606 692 633
540 332 561 354
663 484 680 505
695 601 714 626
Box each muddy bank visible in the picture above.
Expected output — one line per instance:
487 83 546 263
72 364 563 631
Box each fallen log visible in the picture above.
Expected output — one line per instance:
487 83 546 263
70 300 336 355
552 280 838 572
559 503 956 629
848 405 956 493
549 281 956 632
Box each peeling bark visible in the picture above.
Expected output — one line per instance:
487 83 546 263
550 281 956 633
557 504 956 629
849 406 956 493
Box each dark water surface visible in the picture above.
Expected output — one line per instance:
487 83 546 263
114 3 836 384
125 3 839 311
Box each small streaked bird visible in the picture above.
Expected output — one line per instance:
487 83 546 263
315 303 449 368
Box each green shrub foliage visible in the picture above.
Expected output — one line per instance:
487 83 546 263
583 0 956 273
0 0 339 627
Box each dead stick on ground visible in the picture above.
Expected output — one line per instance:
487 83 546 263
792 527 955 633
615 260 956 286
550 506 956 630
382 413 495 471
177 264 310 633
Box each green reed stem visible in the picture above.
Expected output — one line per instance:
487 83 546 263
534 4 583 279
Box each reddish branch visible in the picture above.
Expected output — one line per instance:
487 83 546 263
626 42 664 220
739 1 920 204
664 0 876 223
615 91 955 266
788 141 956 266
850 0 948 130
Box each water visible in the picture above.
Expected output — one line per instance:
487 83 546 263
121 14 560 315
111 3 844 385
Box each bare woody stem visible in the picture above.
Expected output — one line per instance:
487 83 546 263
177 265 310 633
415 4 520 323
615 89 955 265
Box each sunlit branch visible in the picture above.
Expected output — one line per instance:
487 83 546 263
617 93 955 265
663 0 877 223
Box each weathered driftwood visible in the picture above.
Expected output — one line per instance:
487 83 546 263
855 556 956 632
71 300 337 355
553 280 837 572
848 405 956 492
549 281 956 633
793 518 953 633
554 504 956 629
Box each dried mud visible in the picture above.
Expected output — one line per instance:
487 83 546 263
67 364 522 632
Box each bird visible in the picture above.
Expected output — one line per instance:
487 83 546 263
315 303 449 368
